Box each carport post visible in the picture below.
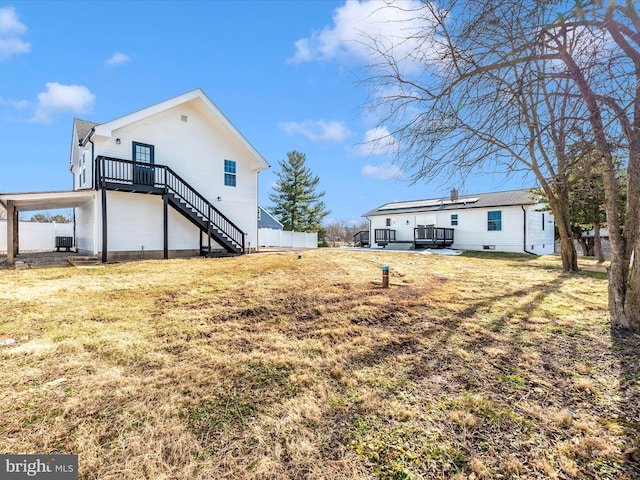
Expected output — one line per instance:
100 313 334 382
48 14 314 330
6 201 16 266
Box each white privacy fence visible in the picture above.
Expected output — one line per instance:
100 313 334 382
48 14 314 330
258 228 317 249
0 221 74 253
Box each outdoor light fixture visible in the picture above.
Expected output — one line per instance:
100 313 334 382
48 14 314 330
116 138 121 144
217 196 222 201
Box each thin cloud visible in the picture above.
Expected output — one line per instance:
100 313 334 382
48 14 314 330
0 96 29 109
0 6 31 60
361 162 403 180
32 82 96 123
105 51 131 66
279 119 353 142
356 126 398 156
288 0 438 69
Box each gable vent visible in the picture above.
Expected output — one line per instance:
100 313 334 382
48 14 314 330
181 115 188 122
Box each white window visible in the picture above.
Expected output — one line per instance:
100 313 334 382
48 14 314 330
224 160 237 187
488 211 502 231
80 152 86 187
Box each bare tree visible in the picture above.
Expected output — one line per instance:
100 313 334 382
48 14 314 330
538 1 640 329
325 220 347 247
363 0 640 329
363 1 586 270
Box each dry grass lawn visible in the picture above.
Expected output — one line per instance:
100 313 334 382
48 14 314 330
0 249 638 479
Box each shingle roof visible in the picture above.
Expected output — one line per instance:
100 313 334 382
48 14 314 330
73 118 99 144
362 188 538 217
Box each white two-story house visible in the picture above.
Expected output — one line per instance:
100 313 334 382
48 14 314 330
2 89 269 264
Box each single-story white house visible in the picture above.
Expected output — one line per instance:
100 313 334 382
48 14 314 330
362 188 555 254
0 89 270 265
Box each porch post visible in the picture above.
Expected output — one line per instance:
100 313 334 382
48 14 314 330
6 201 16 266
101 188 108 263
163 194 168 259
13 205 18 256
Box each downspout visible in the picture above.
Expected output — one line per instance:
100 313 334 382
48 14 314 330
521 205 536 255
81 128 106 261
79 128 98 256
86 129 96 190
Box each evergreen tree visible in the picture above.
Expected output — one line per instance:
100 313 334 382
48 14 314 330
269 151 330 232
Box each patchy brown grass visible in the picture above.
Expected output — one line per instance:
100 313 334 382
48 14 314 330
0 249 638 479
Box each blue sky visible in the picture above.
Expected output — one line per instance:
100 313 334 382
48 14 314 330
0 0 534 225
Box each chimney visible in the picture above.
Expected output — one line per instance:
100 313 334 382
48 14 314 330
450 188 459 202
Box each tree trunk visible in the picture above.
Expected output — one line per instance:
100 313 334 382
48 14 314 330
604 133 640 329
611 138 640 329
585 238 595 257
559 234 579 271
553 189 579 272
577 236 590 256
593 223 604 263
604 147 640 329
555 41 638 329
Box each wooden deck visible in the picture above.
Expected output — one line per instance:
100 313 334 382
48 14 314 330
374 227 455 249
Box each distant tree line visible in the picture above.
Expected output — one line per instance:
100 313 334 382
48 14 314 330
29 213 72 223
324 220 370 247
0 207 71 223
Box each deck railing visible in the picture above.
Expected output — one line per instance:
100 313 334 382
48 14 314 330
353 230 369 247
374 229 396 244
414 227 454 245
97 156 244 253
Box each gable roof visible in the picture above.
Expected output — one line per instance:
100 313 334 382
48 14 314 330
258 205 283 229
80 89 269 171
363 188 537 217
73 118 98 144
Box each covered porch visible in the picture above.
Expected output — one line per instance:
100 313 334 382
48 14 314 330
0 190 96 267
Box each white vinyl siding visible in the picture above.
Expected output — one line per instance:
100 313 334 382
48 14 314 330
74 195 98 255
104 191 226 252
